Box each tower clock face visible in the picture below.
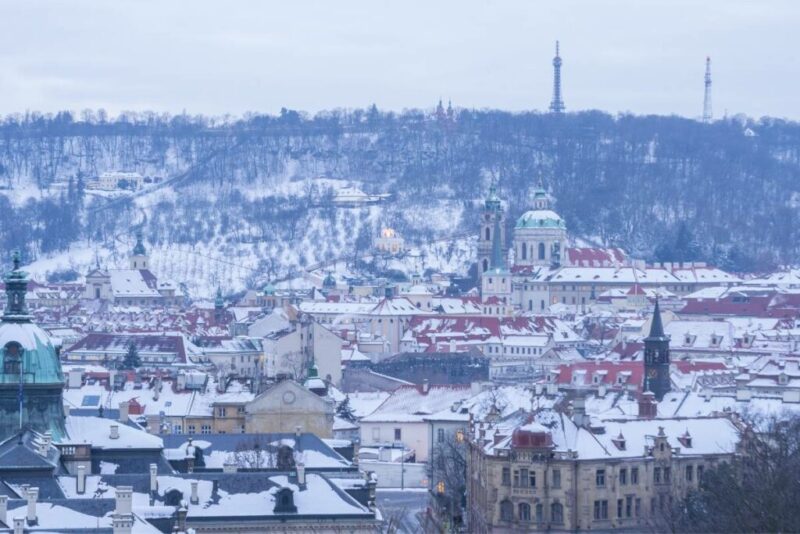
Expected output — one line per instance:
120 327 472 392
647 369 658 379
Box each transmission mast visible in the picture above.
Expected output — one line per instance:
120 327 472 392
549 41 565 113
702 56 712 123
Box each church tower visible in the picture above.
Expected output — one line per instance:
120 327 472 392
130 229 149 270
477 183 505 275
0 253 67 441
643 299 671 401
481 216 512 312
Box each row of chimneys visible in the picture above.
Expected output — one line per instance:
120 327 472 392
0 485 133 534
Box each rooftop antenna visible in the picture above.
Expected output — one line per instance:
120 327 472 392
702 56 712 123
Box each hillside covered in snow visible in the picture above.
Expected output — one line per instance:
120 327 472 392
1 108 799 296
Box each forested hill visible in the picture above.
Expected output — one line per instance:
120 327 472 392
0 108 799 286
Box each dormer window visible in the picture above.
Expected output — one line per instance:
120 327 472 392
3 342 22 375
678 431 693 449
612 433 626 451
779 373 788 385
273 488 297 514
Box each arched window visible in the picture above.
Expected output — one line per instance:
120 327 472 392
538 242 546 260
535 503 543 522
500 500 514 521
485 227 491 241
521 244 527 260
551 502 564 524
519 503 531 521
3 342 22 375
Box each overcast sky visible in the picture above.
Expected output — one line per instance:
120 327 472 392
1 0 798 120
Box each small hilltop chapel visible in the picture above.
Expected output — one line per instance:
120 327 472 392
84 230 179 306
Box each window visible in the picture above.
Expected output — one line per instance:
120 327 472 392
596 469 606 487
697 465 704 480
552 469 561 488
187 425 196 434
521 244 527 260
500 500 514 521
394 428 402 441
519 503 531 521
513 470 520 487
201 425 211 434
594 500 608 520
664 467 671 483
485 227 491 241
535 503 543 522
631 467 639 485
538 243 546 260
436 481 445 494
551 502 563 524
635 498 641 517
529 470 536 487
217 407 226 417
617 499 623 519
654 467 661 484
3 343 21 375
625 496 633 518
619 468 627 485
240 425 245 433
502 467 511 486
173 425 182 434
437 428 445 443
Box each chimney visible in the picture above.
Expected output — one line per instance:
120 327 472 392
77 465 86 494
176 505 188 532
13 517 23 534
190 481 199 505
149 464 158 493
638 391 657 419
26 487 38 525
572 396 587 428
115 486 133 516
296 462 306 486
0 495 7 526
422 379 430 394
119 401 130 423
110 424 120 440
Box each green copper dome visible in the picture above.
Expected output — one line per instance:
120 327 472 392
515 209 566 229
0 254 66 441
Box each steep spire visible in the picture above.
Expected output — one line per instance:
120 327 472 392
3 251 31 322
549 40 565 113
647 298 666 339
489 216 506 270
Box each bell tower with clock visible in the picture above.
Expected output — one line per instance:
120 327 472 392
643 299 671 401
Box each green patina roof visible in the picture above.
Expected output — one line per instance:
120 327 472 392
515 209 566 229
484 183 502 212
263 282 277 295
0 323 64 385
132 230 146 256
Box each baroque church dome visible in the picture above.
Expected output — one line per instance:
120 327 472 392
515 209 566 229
0 253 66 441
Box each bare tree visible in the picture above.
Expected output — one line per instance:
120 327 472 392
664 412 800 533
